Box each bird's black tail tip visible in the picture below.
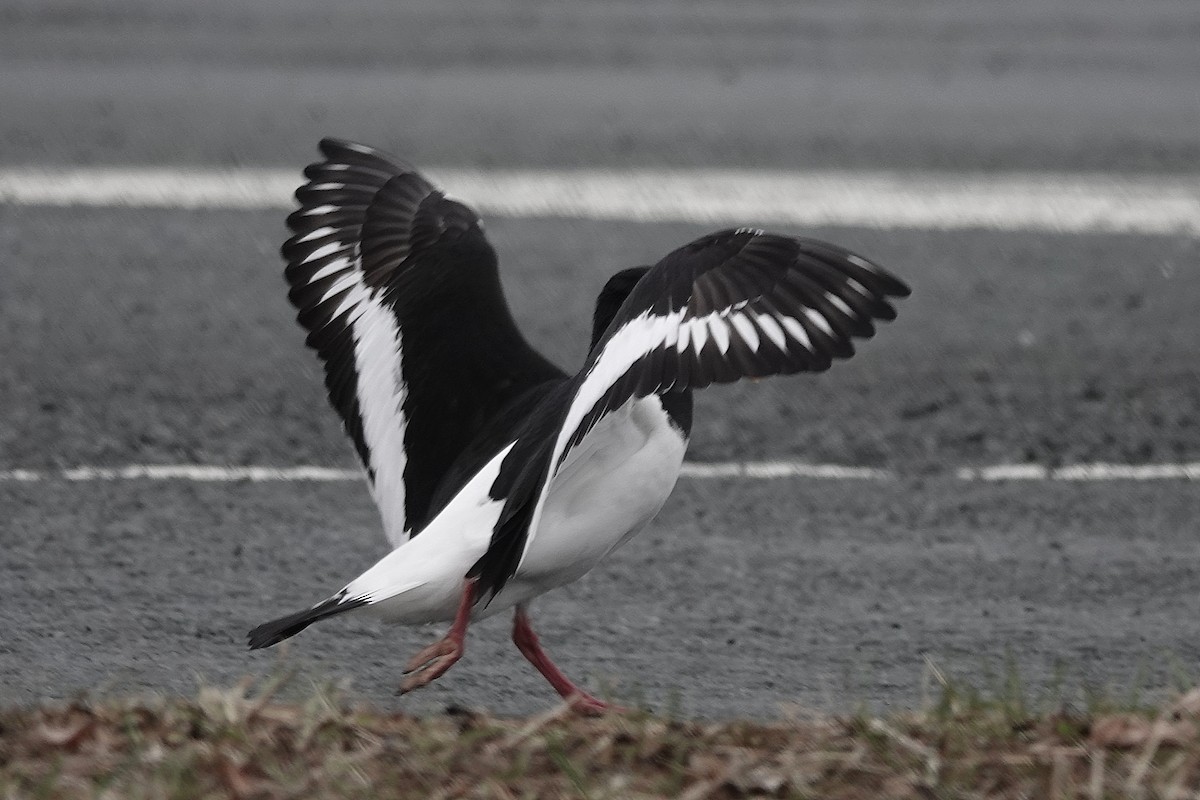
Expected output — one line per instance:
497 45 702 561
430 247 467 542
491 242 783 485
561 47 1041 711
246 594 367 650
247 611 315 649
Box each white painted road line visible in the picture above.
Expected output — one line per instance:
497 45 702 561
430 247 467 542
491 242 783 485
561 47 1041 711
0 469 42 482
2 462 1198 483
1 167 1198 235
59 465 362 482
956 463 1200 481
955 464 1051 481
679 462 889 480
1050 463 1200 481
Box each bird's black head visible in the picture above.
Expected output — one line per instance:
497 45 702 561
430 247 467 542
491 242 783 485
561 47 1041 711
591 266 651 349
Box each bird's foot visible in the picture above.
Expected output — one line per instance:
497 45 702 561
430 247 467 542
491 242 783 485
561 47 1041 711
398 637 463 695
565 691 625 716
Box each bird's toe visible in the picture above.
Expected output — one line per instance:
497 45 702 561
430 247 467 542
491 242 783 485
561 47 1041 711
397 637 464 694
402 637 457 674
566 692 625 716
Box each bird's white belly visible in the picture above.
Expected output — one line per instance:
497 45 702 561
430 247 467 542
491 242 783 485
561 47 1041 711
505 396 687 596
347 398 686 626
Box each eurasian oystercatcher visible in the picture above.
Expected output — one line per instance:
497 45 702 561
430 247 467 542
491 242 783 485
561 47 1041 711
248 138 910 713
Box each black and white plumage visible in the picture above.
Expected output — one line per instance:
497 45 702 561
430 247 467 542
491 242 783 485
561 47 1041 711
281 140 563 546
250 139 910 711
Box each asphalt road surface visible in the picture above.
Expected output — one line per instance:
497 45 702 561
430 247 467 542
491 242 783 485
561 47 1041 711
1 0 1198 718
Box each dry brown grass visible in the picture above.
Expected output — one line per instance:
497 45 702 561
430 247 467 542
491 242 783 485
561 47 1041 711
3 671 1200 799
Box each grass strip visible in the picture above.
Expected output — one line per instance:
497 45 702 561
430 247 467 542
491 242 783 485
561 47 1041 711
2 674 1198 799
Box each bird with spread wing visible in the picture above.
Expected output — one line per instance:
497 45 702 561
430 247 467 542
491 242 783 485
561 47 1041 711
248 139 910 713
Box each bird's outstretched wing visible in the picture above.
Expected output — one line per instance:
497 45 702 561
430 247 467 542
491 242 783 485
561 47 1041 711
466 228 910 599
555 227 911 470
282 138 565 545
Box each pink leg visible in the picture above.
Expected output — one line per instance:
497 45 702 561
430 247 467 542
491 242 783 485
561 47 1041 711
398 578 478 695
511 605 619 715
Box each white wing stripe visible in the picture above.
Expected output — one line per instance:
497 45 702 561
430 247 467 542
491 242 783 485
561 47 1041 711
302 241 343 264
729 313 760 352
754 313 788 350
310 256 353 283
707 316 731 354
349 275 411 545
847 254 880 273
825 292 854 318
844 277 871 298
318 270 358 301
676 319 692 353
552 308 683 475
689 317 710 353
297 225 337 243
779 316 813 351
804 308 835 337
547 295 825 486
662 312 681 351
330 288 361 320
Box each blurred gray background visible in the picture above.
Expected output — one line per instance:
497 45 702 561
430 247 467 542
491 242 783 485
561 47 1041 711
1 0 1198 718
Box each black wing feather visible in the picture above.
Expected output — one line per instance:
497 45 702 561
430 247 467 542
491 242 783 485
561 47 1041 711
556 228 909 460
281 138 566 544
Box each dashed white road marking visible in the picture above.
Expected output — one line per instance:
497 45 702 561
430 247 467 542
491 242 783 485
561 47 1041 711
955 463 1200 481
679 462 889 480
1 167 1197 235
2 462 1198 483
0 469 43 482
58 465 362 482
955 464 1052 481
